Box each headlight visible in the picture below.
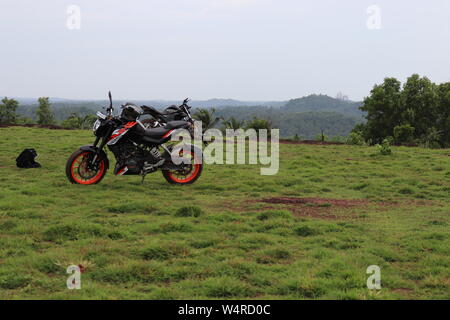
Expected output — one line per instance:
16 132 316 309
93 120 101 133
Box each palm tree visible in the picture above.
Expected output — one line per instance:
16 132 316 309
193 108 220 131
245 117 272 130
222 117 246 131
245 117 272 137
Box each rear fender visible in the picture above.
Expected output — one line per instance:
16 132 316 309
80 145 110 170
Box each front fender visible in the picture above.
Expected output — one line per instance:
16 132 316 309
80 145 110 170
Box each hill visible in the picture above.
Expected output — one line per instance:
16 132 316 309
282 94 363 118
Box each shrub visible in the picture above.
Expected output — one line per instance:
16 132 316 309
346 131 365 146
376 139 392 155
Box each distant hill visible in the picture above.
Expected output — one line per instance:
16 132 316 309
282 94 363 118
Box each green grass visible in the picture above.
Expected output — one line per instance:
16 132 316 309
0 126 449 299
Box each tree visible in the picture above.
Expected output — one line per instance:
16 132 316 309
357 74 449 147
359 77 402 144
36 97 55 125
436 82 450 147
0 97 19 124
401 74 439 138
193 108 220 131
245 117 272 137
222 117 245 131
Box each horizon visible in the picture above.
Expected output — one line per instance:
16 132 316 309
1 92 362 104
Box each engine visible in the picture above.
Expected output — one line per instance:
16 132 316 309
108 141 160 175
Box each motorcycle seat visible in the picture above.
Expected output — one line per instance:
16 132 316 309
143 127 170 138
143 121 190 138
165 121 190 130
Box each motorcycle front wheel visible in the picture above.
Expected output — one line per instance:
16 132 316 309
66 149 107 185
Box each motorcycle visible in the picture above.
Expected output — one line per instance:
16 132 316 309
65 92 203 185
140 98 194 128
139 99 209 145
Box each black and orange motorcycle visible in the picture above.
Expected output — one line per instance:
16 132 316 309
65 92 203 185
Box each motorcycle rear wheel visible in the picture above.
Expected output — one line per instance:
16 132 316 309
162 150 202 185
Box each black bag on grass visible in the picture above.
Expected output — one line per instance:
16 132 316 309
16 148 41 168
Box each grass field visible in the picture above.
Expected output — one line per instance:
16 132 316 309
0 126 449 299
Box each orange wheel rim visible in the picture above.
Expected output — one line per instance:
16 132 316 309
167 151 201 183
71 152 105 185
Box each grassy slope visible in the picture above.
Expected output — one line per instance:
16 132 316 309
0 127 448 299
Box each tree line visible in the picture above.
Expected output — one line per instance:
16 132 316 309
0 97 97 129
2 96 359 138
1 97 55 125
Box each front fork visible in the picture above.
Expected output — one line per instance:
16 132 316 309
89 128 112 169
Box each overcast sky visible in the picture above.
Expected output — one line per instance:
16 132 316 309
0 0 449 101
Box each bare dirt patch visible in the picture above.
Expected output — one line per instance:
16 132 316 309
259 197 371 220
